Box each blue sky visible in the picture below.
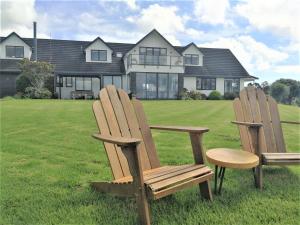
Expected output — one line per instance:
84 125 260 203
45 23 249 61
2 0 299 83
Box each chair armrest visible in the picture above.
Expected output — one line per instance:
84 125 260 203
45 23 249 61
281 121 300 125
231 121 262 127
92 134 141 147
150 125 209 133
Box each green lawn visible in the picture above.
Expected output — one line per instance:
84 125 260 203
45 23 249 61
1 99 299 225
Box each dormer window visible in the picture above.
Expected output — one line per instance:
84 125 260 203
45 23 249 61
6 46 24 58
184 54 199 65
91 50 107 61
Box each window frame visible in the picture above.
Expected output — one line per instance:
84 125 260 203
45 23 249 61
139 47 167 65
66 77 73 87
75 77 92 91
184 54 199 65
196 77 216 90
224 78 240 93
6 45 24 58
91 50 107 61
103 75 122 88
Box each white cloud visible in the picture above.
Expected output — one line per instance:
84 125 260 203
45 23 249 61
274 65 300 74
193 0 231 25
0 0 50 38
200 35 289 72
235 0 300 42
123 0 139 10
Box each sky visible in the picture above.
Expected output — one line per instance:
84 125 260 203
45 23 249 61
1 0 299 83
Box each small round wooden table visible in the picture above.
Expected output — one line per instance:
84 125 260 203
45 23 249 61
206 148 259 194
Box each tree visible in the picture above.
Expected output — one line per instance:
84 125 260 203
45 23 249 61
261 81 270 94
272 79 300 104
270 82 289 103
18 59 54 98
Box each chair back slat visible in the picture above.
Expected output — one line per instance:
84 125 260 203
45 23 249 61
233 98 254 153
233 86 286 153
92 101 124 179
132 99 160 168
117 88 152 170
267 96 286 152
93 85 160 179
99 88 131 177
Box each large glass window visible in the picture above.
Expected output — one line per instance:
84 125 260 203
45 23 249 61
146 73 157 99
103 76 122 88
184 54 199 65
139 47 167 65
6 46 24 58
224 79 240 93
136 73 178 99
168 74 178 99
136 73 147 99
158 73 168 99
91 50 107 61
196 78 216 90
75 77 92 91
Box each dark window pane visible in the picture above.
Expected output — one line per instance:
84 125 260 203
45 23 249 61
184 55 192 64
15 46 24 58
168 74 178 98
158 73 168 98
84 78 92 90
153 48 160 56
196 77 201 90
66 77 73 87
91 50 99 61
146 73 157 99
136 73 147 99
201 78 216 90
191 55 199 65
146 48 153 55
99 51 107 61
6 46 14 57
139 47 146 54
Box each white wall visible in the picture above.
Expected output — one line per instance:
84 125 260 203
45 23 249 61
124 31 184 74
183 77 225 95
0 34 32 59
85 39 112 63
182 44 203 66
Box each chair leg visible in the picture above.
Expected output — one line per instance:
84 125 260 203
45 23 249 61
199 181 213 201
136 188 151 225
255 164 263 189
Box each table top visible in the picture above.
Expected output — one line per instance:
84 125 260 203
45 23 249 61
206 148 259 169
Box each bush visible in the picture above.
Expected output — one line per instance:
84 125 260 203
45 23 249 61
189 90 202 100
200 93 207 100
24 87 52 99
271 82 289 103
208 91 222 100
16 75 31 93
223 92 238 100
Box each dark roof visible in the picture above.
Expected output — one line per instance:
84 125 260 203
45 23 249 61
175 46 252 78
0 34 253 78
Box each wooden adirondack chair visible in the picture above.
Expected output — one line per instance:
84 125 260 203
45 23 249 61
232 86 300 189
91 85 213 225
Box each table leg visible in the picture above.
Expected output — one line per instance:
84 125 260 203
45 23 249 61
214 165 218 194
218 167 226 194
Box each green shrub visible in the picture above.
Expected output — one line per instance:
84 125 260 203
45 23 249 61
223 92 238 100
200 93 207 100
189 90 202 100
208 91 222 100
16 75 31 93
24 87 52 99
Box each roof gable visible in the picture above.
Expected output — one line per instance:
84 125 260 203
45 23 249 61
125 29 182 56
0 32 31 48
182 42 203 55
84 37 112 51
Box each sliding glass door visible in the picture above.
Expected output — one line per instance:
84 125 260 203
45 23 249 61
224 79 240 93
135 73 178 99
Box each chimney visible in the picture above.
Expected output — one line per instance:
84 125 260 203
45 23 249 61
33 21 37 61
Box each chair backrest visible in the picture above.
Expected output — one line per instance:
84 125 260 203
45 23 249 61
233 86 286 154
93 85 160 179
